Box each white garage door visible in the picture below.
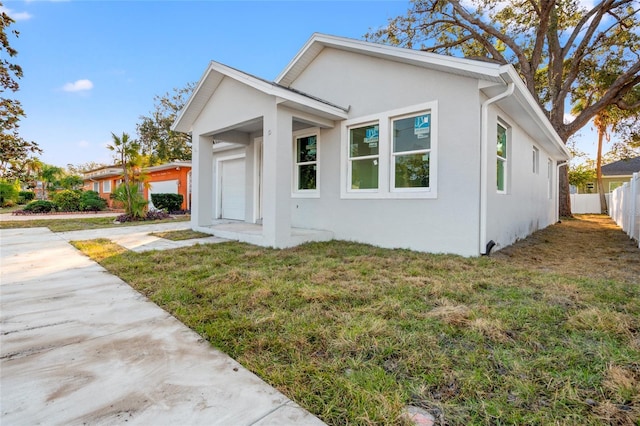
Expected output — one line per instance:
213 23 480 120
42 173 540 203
220 158 245 220
149 179 179 210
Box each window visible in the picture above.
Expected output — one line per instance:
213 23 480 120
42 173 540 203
496 122 508 192
532 146 539 174
392 113 431 190
341 101 438 199
92 182 99 192
349 123 379 190
294 132 318 194
103 180 111 193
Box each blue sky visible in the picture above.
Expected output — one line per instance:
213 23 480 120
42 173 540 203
5 0 600 169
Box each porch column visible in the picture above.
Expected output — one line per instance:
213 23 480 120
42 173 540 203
262 102 293 247
192 134 213 228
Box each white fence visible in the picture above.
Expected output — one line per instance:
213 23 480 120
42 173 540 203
609 172 640 248
570 193 610 214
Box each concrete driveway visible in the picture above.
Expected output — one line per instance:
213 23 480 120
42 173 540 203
0 227 325 425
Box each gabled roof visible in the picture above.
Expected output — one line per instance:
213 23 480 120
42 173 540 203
276 33 569 160
602 157 640 176
277 33 507 87
172 61 349 133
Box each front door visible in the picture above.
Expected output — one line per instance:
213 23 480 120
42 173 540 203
220 157 245 220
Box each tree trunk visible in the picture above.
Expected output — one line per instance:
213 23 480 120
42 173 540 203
596 126 607 214
558 165 572 217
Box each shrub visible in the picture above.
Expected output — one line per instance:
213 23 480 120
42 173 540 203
111 183 147 219
150 193 183 212
53 190 82 212
18 191 36 204
115 210 171 223
0 180 20 207
80 191 107 211
23 200 58 213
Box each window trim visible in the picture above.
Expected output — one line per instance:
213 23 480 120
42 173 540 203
340 101 438 199
532 146 540 174
347 120 380 194
496 120 509 194
103 180 111 193
92 182 99 192
390 111 433 193
292 128 320 198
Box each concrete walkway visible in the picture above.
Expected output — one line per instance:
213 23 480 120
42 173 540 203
0 227 325 425
57 221 228 253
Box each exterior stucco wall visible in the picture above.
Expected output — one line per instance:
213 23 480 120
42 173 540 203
189 77 274 227
287 48 483 256
484 104 557 251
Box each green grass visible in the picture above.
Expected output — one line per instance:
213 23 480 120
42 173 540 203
0 215 189 232
150 229 211 241
73 232 640 425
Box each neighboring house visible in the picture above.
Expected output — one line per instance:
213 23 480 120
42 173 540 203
172 33 571 256
82 162 192 210
82 166 123 208
601 157 640 194
144 162 192 211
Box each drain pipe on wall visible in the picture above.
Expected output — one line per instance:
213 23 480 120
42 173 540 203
479 82 514 255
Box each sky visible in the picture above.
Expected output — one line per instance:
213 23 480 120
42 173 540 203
4 0 602 169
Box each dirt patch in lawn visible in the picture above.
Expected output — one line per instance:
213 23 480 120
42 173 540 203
493 214 640 284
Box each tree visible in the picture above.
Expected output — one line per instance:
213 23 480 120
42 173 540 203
58 174 84 190
67 161 109 175
107 132 147 219
367 0 640 216
136 82 195 165
0 4 41 178
572 71 640 213
39 164 63 200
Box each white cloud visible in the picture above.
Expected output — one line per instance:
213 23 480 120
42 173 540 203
63 79 93 92
77 140 90 148
0 6 33 21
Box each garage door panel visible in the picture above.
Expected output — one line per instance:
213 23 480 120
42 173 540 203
149 180 179 210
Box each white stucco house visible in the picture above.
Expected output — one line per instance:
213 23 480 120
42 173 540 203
172 33 571 257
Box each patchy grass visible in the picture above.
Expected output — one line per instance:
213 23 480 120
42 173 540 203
150 229 211 241
74 215 640 425
0 215 189 232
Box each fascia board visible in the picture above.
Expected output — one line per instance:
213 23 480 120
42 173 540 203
500 66 571 160
172 62 222 133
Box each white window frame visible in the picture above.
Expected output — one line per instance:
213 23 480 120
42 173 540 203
103 180 111 193
340 101 438 199
346 120 380 194
532 146 540 174
92 182 99 192
496 120 509 194
547 158 553 199
292 128 320 198
390 110 433 193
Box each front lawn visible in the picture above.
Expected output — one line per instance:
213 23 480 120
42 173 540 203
73 215 640 425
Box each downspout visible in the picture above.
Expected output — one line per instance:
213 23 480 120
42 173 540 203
479 82 514 255
556 161 568 223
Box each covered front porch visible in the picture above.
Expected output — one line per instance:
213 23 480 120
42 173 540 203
194 220 334 248
172 61 348 249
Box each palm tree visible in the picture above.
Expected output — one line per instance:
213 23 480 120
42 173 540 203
39 164 63 200
107 132 147 218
